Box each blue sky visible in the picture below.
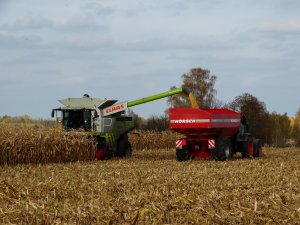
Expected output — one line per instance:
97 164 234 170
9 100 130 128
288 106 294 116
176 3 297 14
0 0 299 118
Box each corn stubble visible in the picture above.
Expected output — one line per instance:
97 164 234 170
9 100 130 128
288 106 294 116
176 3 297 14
0 152 299 224
0 126 300 224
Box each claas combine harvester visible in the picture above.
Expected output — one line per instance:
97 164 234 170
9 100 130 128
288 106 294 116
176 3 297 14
52 87 196 160
52 86 262 161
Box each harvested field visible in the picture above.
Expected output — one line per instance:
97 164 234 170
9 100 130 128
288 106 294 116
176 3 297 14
0 148 299 224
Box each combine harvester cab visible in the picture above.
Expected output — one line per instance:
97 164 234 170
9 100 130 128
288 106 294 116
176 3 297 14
169 108 262 161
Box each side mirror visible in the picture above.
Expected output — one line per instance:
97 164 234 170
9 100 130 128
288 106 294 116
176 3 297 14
51 109 55 118
93 111 99 119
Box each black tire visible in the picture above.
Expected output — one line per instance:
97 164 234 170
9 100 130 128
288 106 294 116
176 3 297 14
213 138 233 161
241 137 254 158
116 140 132 157
253 139 262 157
176 145 191 162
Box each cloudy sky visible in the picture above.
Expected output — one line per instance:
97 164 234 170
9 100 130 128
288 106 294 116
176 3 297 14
0 0 299 118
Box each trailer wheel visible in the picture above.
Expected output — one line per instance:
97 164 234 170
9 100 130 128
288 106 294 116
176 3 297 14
116 140 132 157
242 137 254 158
213 138 233 161
176 146 191 162
253 139 262 157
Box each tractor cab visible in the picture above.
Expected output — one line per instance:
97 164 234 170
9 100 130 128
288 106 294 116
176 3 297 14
52 108 96 131
51 96 118 132
61 109 92 131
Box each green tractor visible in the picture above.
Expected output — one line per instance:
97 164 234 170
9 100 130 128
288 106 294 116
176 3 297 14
52 87 196 160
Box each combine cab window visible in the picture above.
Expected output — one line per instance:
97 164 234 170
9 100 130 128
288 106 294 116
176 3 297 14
103 118 113 132
62 109 92 131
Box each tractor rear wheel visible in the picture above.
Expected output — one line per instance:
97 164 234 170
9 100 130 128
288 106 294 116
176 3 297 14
242 137 254 158
253 139 263 157
213 138 233 161
116 140 132 157
176 145 191 162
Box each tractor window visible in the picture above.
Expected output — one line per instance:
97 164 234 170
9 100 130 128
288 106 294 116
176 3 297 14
62 110 92 131
103 118 113 132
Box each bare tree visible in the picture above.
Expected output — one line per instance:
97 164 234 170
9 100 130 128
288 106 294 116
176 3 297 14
291 108 300 147
167 68 217 109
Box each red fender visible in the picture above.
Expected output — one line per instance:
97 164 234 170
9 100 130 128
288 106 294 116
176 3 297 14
96 144 108 160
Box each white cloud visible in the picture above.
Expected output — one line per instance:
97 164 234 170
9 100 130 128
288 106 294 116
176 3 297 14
0 33 43 49
12 13 53 30
59 15 107 30
58 76 86 85
81 2 115 16
260 20 300 33
241 77 261 88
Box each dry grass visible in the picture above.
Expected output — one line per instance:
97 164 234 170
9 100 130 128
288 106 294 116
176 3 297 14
0 125 96 165
0 148 299 224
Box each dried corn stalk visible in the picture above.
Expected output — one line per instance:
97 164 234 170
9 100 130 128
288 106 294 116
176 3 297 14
0 125 96 165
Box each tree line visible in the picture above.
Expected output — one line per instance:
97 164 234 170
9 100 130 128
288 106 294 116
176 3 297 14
133 67 299 147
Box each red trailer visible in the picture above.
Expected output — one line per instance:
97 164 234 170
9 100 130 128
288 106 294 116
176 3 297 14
169 108 262 161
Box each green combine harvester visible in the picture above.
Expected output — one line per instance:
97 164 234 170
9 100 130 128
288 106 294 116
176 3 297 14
52 87 197 160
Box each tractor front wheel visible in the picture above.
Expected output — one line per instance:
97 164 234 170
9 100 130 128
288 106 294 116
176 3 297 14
176 145 191 162
213 138 233 161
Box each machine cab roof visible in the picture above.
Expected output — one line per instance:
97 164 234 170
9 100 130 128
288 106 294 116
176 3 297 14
58 97 118 110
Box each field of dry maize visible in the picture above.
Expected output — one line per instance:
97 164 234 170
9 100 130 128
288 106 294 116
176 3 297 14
0 125 182 166
0 125 300 224
0 125 96 166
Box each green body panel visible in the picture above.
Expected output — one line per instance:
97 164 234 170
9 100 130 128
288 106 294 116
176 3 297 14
127 88 186 107
90 116 134 152
89 132 116 146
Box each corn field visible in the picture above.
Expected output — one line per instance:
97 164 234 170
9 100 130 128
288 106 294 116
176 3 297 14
0 125 96 165
0 125 182 166
0 125 300 224
128 130 183 150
